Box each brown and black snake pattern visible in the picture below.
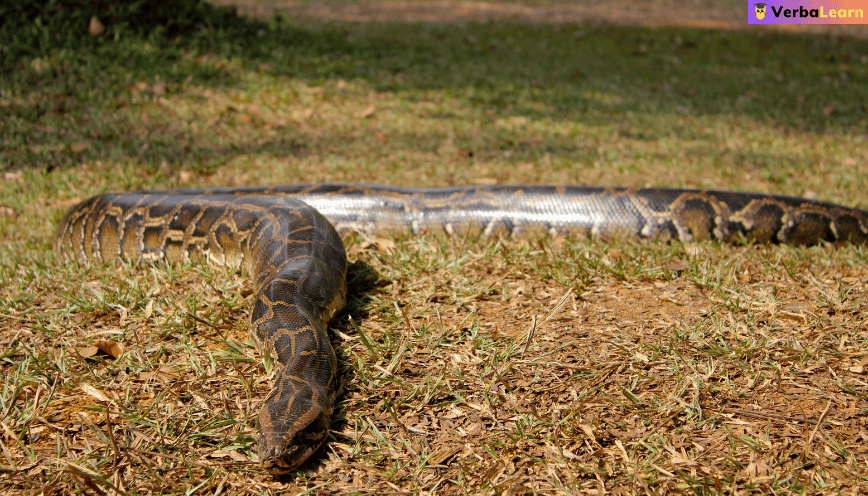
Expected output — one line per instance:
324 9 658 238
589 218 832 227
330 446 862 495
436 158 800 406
56 184 868 473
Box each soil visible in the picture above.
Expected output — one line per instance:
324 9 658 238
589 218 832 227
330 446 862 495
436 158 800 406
209 0 868 38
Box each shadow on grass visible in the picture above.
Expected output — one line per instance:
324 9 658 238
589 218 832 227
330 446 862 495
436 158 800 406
3 8 867 172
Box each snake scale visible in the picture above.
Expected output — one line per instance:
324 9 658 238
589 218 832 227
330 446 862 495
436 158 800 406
56 184 868 473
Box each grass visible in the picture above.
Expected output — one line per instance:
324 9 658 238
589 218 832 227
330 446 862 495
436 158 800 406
1 1 868 494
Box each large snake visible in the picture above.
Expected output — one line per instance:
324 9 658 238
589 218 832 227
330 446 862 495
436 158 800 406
55 184 868 473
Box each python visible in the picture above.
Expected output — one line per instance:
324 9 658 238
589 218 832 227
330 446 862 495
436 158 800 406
56 184 868 473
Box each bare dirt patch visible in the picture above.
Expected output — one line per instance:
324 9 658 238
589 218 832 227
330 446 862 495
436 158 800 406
211 0 868 38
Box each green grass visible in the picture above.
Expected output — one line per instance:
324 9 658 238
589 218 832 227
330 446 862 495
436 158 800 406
3 8 868 187
1 2 867 494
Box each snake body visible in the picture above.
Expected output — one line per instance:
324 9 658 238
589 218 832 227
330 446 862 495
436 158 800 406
56 184 868 473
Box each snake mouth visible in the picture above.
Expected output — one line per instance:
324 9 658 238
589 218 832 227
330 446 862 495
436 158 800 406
261 445 317 475
259 424 330 474
257 395 334 474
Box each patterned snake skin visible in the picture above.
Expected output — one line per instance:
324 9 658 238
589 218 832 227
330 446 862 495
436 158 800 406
55 184 868 473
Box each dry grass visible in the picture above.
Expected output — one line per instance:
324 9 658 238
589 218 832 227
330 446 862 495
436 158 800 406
1 1 868 494
2 234 867 494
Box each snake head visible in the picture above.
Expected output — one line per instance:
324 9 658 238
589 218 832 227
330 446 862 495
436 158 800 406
257 380 335 475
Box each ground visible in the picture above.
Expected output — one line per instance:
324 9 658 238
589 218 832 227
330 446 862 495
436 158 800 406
211 0 868 37
0 1 867 494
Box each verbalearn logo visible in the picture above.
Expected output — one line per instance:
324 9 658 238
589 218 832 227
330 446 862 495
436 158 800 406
755 3 768 19
762 4 864 18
